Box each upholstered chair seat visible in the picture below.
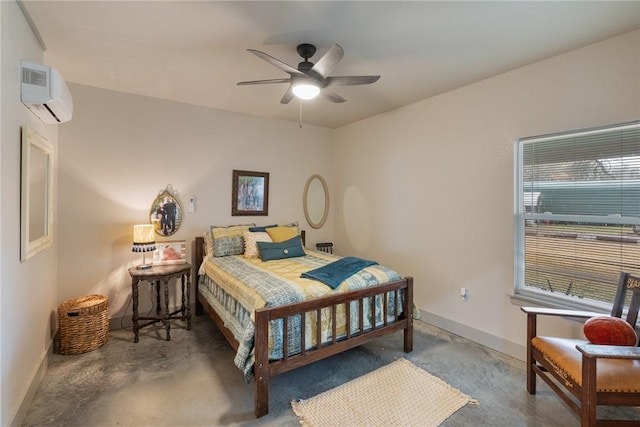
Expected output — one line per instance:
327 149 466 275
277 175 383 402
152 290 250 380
532 336 640 393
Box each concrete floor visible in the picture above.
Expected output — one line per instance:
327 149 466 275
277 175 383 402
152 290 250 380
22 315 640 426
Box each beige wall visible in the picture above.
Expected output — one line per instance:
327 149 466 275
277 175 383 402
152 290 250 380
333 29 640 357
1 2 60 425
57 84 335 321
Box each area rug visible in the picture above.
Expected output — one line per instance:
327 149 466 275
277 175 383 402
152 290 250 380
291 358 477 427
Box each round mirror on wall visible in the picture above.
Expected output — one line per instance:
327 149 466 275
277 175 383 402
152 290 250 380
303 175 329 229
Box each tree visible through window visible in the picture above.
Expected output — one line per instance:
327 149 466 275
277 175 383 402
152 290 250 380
515 121 640 309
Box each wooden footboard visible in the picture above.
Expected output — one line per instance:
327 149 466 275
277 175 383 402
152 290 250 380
193 236 414 418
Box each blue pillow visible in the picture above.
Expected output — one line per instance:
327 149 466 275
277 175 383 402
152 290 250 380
249 224 277 232
257 236 305 261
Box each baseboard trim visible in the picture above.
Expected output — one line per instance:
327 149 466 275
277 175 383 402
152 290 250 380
109 314 132 331
111 309 526 361
418 309 526 362
9 342 53 427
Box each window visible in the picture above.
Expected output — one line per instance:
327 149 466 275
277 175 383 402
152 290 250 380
514 121 640 311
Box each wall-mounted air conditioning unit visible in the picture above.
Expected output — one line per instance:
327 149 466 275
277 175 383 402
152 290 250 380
21 60 73 124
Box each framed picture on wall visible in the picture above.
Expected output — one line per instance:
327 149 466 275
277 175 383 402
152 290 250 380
153 240 186 265
232 170 269 216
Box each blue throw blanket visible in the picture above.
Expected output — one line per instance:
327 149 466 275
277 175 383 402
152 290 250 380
301 256 378 289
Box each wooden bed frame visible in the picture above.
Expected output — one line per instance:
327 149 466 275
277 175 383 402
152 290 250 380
193 235 414 418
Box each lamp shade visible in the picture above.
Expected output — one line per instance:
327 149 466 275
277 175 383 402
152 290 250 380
132 224 156 253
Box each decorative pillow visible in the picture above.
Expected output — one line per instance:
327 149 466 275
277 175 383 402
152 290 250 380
243 231 272 259
249 224 277 232
204 229 214 256
583 316 637 346
257 236 305 261
266 224 300 243
211 224 254 257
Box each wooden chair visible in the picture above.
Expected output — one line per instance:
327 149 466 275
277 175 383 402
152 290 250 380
521 272 640 427
315 242 333 254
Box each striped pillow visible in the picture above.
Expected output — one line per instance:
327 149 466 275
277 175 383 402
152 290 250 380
211 224 254 257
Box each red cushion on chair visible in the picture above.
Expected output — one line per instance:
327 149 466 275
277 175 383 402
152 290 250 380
583 316 638 346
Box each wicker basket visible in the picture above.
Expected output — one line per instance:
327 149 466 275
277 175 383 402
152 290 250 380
58 295 109 355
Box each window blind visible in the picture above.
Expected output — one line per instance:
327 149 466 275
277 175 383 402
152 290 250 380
516 122 640 306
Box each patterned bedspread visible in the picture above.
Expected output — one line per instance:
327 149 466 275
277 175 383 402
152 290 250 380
198 250 402 380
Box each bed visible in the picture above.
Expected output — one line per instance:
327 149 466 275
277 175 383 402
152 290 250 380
193 226 414 418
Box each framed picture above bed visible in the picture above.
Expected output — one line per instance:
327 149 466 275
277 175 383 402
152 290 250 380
232 170 269 216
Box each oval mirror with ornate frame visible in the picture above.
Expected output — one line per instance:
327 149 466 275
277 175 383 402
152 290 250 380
303 174 329 229
149 185 182 237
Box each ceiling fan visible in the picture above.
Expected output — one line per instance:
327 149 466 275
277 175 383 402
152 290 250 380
237 43 380 104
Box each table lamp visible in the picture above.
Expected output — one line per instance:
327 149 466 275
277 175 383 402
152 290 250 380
132 224 156 269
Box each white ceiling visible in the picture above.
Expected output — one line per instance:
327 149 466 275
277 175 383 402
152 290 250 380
20 1 640 129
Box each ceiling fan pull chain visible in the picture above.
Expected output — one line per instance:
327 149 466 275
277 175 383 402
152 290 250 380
299 99 303 128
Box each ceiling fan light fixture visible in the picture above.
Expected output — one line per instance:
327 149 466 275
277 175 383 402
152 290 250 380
239 43 378 106
292 82 320 100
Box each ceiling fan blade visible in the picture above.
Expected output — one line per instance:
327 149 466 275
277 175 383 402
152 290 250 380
247 49 305 77
237 78 290 86
322 90 346 103
324 75 380 87
308 44 344 80
280 85 295 104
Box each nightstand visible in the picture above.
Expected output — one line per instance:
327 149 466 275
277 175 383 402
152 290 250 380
127 263 191 343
